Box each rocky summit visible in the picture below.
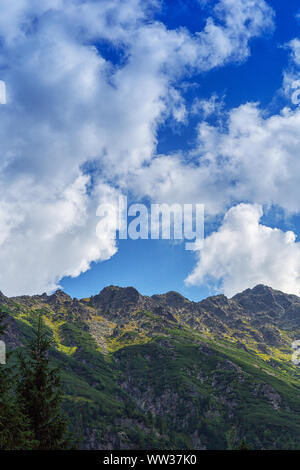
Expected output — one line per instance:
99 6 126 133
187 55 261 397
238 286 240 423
2 284 300 449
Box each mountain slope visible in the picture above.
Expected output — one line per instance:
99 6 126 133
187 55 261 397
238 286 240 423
2 285 300 449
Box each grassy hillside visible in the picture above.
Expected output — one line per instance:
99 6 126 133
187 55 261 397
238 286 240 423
2 285 300 449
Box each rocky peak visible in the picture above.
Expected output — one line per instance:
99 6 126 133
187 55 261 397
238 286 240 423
151 291 190 309
200 294 230 308
48 289 72 306
232 284 299 320
251 284 274 294
0 290 7 302
89 286 143 318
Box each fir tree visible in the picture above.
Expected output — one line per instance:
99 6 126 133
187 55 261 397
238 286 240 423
237 437 251 450
0 308 35 449
17 314 72 449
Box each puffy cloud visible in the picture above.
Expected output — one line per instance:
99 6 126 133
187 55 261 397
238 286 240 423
134 27 300 296
195 0 274 70
136 100 300 215
130 153 231 215
0 177 119 296
0 0 275 294
185 204 300 297
195 103 300 213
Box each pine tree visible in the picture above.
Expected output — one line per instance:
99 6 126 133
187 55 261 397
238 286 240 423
0 308 35 449
17 314 72 449
237 437 251 450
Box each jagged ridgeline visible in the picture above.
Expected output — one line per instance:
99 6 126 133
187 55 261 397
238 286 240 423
2 284 300 449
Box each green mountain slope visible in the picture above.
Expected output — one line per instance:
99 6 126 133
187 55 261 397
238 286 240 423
2 284 300 449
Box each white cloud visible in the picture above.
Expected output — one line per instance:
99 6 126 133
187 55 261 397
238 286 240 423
283 38 300 105
0 0 275 295
136 101 300 216
195 103 300 213
196 0 274 70
286 38 300 67
0 81 6 104
0 177 119 296
191 93 224 118
185 203 300 297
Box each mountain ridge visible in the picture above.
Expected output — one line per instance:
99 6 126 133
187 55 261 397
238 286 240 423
5 282 293 304
4 283 300 353
2 283 300 449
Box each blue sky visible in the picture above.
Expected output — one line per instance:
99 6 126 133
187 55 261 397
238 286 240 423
62 0 300 301
1 0 300 299
62 0 300 300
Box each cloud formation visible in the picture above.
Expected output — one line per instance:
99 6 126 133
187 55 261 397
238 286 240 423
136 98 300 215
186 204 300 297
0 0 276 295
137 41 300 295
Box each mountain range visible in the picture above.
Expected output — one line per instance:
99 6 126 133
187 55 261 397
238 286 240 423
2 284 300 449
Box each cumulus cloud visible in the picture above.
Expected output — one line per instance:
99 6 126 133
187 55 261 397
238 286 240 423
196 0 274 70
185 204 300 297
0 0 275 295
195 103 300 213
0 178 119 296
136 99 300 216
134 26 300 296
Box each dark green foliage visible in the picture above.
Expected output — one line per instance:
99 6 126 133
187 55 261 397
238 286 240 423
0 310 35 449
237 438 250 450
4 285 300 450
17 315 72 449
0 360 36 449
10 314 300 450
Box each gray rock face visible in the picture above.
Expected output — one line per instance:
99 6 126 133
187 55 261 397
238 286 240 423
73 284 300 352
7 283 300 339
233 284 297 316
89 286 143 318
